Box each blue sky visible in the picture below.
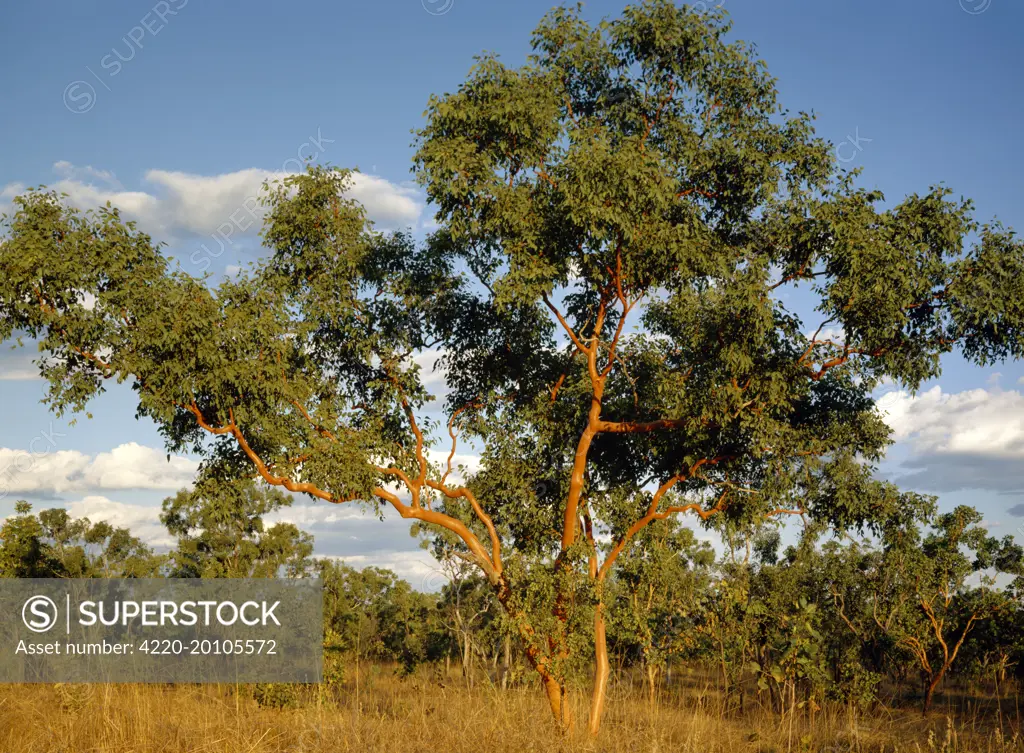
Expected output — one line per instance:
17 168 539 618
1 0 1023 581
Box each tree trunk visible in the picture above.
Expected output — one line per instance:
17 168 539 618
354 647 360 713
508 607 572 731
718 638 729 698
587 604 611 736
923 667 946 713
544 675 572 731
501 634 511 690
462 634 472 683
645 663 660 711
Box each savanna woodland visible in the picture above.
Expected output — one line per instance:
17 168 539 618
3 2 1024 751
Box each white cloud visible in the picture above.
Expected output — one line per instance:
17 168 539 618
808 325 846 343
412 348 448 398
877 386 1024 458
0 181 26 217
81 443 198 490
0 442 197 495
1 162 425 244
877 386 1024 494
321 550 439 588
265 502 366 528
64 495 175 548
52 161 123 189
51 176 160 229
347 173 422 230
426 449 481 486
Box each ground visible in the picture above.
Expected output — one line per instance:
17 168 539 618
0 667 1020 752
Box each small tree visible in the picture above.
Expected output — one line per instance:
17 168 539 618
745 534 830 717
0 501 160 577
435 563 496 683
825 502 1024 712
162 476 314 578
887 506 1023 712
610 516 713 707
37 507 90 575
0 501 57 577
83 520 163 577
320 561 437 677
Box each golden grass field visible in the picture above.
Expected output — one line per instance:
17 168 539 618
0 668 1021 753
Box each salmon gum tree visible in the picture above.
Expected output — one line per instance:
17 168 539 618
3 1 1024 738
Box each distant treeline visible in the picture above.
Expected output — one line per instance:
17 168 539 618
2 480 1023 713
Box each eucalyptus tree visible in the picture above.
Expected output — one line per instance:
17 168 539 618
411 0 1024 732
0 502 58 577
161 477 314 578
958 592 1024 697
0 502 159 577
822 501 1023 711
743 526 885 714
319 560 439 673
609 517 713 707
882 506 1023 712
83 520 164 577
3 0 1024 737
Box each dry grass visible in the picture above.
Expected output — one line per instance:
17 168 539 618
0 668 1021 753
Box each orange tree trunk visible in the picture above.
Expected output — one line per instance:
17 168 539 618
923 666 947 713
588 603 611 736
543 675 573 730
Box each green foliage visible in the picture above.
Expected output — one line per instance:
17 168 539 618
825 662 881 709
749 597 825 712
0 501 161 578
252 682 297 709
322 631 346 692
320 559 441 673
609 518 712 678
161 477 313 578
409 0 1024 698
0 501 54 577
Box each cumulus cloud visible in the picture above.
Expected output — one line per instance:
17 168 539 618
65 495 175 548
0 442 197 496
412 348 448 394
425 449 481 486
806 324 846 343
265 502 367 528
0 494 442 577
876 386 1024 494
272 498 452 583
82 444 198 490
52 161 123 189
0 161 425 243
263 500 442 586
321 550 440 589
878 386 1024 458
0 181 25 217
346 173 423 229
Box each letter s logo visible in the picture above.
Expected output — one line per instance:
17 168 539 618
22 595 59 633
